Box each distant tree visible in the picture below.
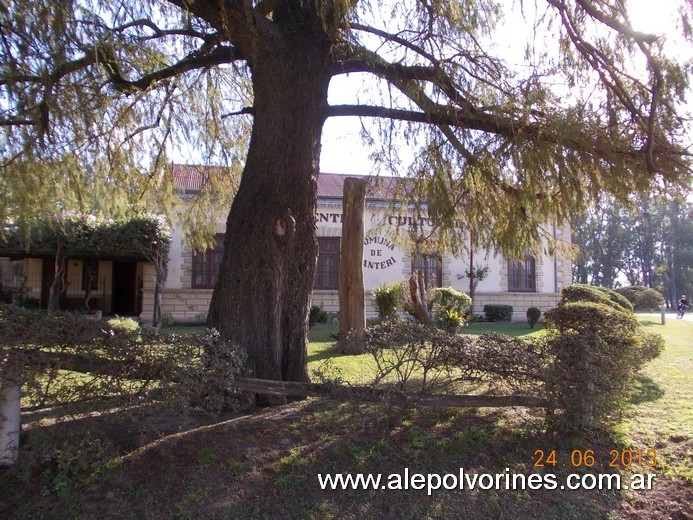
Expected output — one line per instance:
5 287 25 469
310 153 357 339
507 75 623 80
572 199 631 287
572 190 692 306
1 1 690 389
657 192 693 306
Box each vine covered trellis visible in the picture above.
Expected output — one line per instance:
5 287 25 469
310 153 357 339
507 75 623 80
0 212 171 326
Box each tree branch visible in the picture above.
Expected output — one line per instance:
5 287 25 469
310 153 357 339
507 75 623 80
347 22 441 65
547 0 669 173
102 45 244 93
0 43 243 93
164 0 273 64
254 0 276 17
221 106 255 118
0 118 35 127
572 0 659 43
326 103 652 162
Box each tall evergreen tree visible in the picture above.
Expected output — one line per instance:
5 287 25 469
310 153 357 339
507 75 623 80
1 1 690 386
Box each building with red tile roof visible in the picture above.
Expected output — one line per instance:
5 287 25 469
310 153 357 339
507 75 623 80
140 164 573 323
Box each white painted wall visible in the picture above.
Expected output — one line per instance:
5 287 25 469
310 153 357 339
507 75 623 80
159 198 572 323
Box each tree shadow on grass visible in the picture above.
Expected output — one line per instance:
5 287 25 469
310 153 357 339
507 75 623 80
306 345 340 364
0 396 640 520
629 374 665 405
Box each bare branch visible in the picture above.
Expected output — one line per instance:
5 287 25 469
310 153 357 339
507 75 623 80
221 107 255 118
347 22 440 64
0 118 34 127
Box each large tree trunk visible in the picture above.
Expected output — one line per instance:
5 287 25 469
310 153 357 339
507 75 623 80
409 271 433 326
207 22 330 392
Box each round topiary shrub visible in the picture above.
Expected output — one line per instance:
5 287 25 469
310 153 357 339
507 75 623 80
526 307 541 328
543 300 663 432
614 286 665 311
561 284 633 313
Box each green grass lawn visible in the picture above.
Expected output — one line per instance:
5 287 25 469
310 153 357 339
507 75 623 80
626 316 692 481
307 321 546 386
163 321 547 387
3 316 690 519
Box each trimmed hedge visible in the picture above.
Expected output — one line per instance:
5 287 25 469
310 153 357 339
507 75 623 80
561 284 633 313
614 286 665 311
543 300 663 430
483 304 513 322
526 307 541 328
364 283 666 433
0 303 244 412
363 320 548 394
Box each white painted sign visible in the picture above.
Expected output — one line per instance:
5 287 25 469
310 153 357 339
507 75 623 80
363 236 398 270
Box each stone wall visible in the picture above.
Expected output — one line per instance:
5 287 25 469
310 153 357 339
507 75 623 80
472 291 560 322
311 290 379 320
141 263 210 324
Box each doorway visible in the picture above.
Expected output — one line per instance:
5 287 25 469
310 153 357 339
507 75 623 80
112 261 138 315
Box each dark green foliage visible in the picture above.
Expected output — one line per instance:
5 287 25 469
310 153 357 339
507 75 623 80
526 307 541 328
372 282 404 320
0 303 244 412
543 301 663 431
592 285 634 312
0 213 171 261
561 284 633 312
309 306 328 328
432 287 472 329
483 304 513 322
572 195 692 308
614 285 665 311
363 320 548 394
15 297 40 309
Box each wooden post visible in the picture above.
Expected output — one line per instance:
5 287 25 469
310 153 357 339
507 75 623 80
0 382 21 466
339 178 367 354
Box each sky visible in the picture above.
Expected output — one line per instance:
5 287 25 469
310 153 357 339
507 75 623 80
318 0 692 176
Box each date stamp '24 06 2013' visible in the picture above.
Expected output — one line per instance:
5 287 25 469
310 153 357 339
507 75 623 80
533 449 658 469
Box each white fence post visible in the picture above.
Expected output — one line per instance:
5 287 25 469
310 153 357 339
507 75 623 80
0 383 21 466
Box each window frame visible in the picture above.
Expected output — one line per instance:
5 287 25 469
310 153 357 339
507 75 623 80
508 253 536 292
411 252 443 289
313 237 340 290
191 234 225 290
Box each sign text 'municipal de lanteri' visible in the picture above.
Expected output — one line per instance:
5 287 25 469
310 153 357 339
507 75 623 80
363 236 397 270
